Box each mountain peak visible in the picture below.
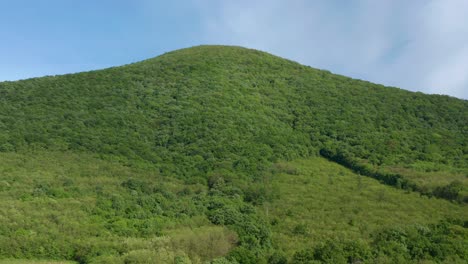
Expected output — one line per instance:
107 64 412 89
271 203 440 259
0 45 466 263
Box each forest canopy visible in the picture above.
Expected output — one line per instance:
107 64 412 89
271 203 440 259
0 45 466 263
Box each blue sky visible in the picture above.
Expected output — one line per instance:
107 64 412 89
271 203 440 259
1 0 467 99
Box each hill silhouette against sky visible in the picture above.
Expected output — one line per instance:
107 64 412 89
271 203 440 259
0 45 466 263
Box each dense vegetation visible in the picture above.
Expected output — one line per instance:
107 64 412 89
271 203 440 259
267 158 467 263
0 45 466 263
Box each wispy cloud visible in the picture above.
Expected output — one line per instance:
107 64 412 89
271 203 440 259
194 0 468 99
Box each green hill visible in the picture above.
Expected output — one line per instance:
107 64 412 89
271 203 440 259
0 45 467 263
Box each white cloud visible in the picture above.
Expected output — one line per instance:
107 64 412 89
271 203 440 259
424 46 468 96
194 0 468 99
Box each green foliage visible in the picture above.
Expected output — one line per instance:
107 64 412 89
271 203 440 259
292 240 371 264
291 221 467 263
371 221 468 263
0 45 465 195
268 252 288 264
266 158 468 262
0 152 240 263
226 246 258 264
292 224 309 236
433 180 464 201
0 45 467 262
321 148 467 202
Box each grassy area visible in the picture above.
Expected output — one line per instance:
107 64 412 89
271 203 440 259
0 260 75 264
0 151 238 263
265 158 468 256
383 163 467 195
0 152 467 263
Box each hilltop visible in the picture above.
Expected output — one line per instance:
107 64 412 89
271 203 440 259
1 45 466 200
0 45 467 263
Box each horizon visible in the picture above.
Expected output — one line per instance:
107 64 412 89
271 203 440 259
1 0 467 99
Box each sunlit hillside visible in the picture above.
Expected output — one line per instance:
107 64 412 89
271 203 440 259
0 45 466 263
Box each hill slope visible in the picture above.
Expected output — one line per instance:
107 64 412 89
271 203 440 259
0 45 467 263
